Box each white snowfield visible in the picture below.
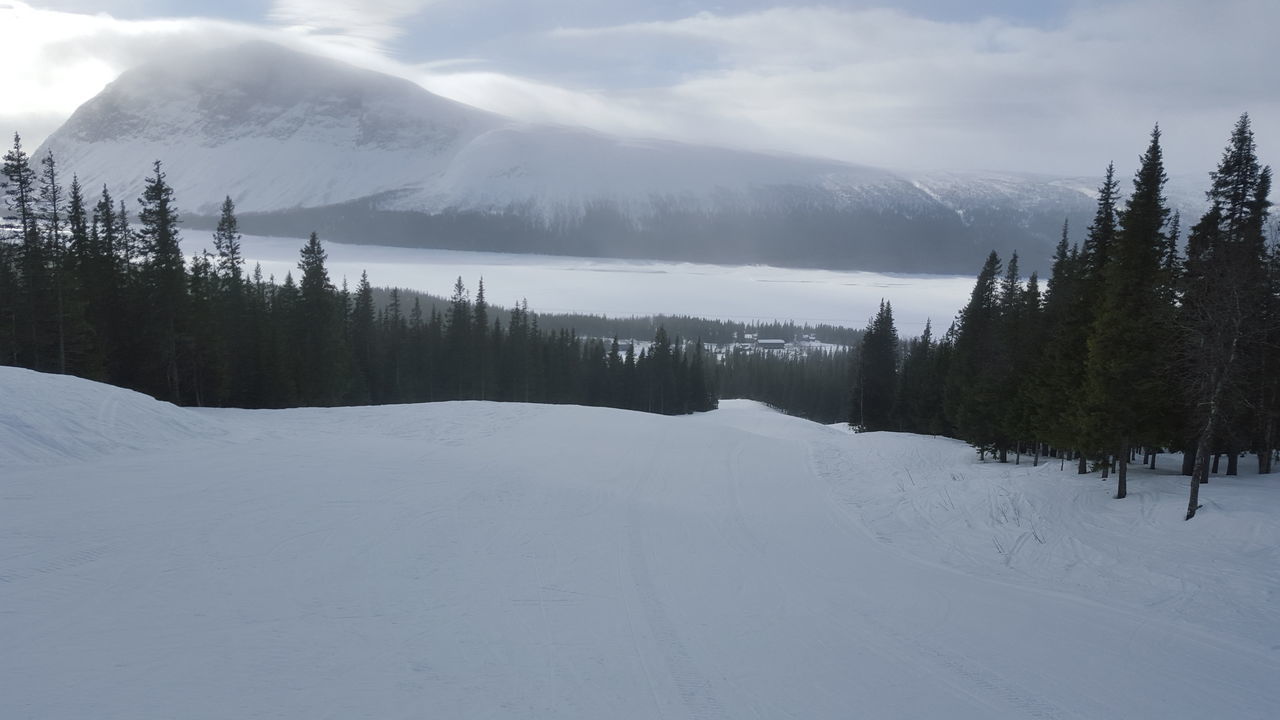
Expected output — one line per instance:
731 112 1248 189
2 367 1277 719
178 231 974 331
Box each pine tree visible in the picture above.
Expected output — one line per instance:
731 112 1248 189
1081 163 1120 281
474 278 490 400
136 160 186 401
296 231 338 404
3 133 50 370
349 271 376 403
852 299 898 431
1181 115 1273 519
37 151 70 373
212 196 244 288
445 277 470 399
1082 126 1173 498
945 251 1005 457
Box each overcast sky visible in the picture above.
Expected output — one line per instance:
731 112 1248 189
4 0 1278 178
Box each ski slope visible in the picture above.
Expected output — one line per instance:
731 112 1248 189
2 368 1278 719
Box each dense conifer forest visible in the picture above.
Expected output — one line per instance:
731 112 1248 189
0 139 720 416
845 115 1277 519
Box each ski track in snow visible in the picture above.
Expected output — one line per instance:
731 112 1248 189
2 368 1279 719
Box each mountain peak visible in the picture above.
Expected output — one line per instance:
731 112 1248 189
56 40 494 150
34 41 1091 272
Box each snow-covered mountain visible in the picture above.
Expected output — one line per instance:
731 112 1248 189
35 42 1196 274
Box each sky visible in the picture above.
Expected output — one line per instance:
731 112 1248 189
4 0 1278 178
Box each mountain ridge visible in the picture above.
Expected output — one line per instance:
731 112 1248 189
35 41 1200 274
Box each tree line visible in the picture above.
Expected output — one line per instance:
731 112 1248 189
850 115 1276 519
0 135 716 416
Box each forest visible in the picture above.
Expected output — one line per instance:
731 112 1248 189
846 115 1276 519
4 114 1277 520
0 144 720 417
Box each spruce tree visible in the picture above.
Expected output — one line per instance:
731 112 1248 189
137 160 186 401
349 271 376 403
445 277 470 399
37 151 70 373
3 133 49 370
1082 126 1173 498
212 196 244 288
1181 115 1273 519
296 231 337 404
852 299 898 431
945 251 1005 457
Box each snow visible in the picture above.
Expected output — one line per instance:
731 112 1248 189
3 368 1278 718
38 42 894 219
180 231 974 331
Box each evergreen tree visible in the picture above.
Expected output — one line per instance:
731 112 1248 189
945 252 1005 458
37 151 69 373
1181 114 1273 519
212 196 244 288
296 231 338 404
1082 126 1173 498
852 299 898 431
3 133 50 370
136 160 186 401
445 277 470 399
474 278 490 399
349 271 377 403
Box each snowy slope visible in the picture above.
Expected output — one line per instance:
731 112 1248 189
3 368 1278 719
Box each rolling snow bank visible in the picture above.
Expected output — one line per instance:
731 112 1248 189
2 370 1278 719
0 367 224 465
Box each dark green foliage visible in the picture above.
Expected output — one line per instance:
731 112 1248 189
136 160 186 401
851 299 898 431
718 345 850 423
1179 115 1273 518
945 251 1006 457
1081 127 1177 496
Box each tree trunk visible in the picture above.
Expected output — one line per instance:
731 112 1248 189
1077 454 1087 474
1226 451 1238 476
1115 443 1128 499
1181 449 1195 476
1188 421 1216 520
1033 442 1041 468
1211 452 1220 474
1260 418 1275 474
1101 458 1109 480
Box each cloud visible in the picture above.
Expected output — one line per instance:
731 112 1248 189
540 2 1280 175
269 0 441 49
0 1 437 147
3 0 1277 178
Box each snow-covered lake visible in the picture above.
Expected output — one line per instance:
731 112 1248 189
183 231 975 331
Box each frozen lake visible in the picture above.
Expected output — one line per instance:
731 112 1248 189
184 231 976 332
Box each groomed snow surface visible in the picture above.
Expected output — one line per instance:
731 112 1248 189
2 367 1278 719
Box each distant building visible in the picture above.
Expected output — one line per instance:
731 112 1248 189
757 339 787 351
